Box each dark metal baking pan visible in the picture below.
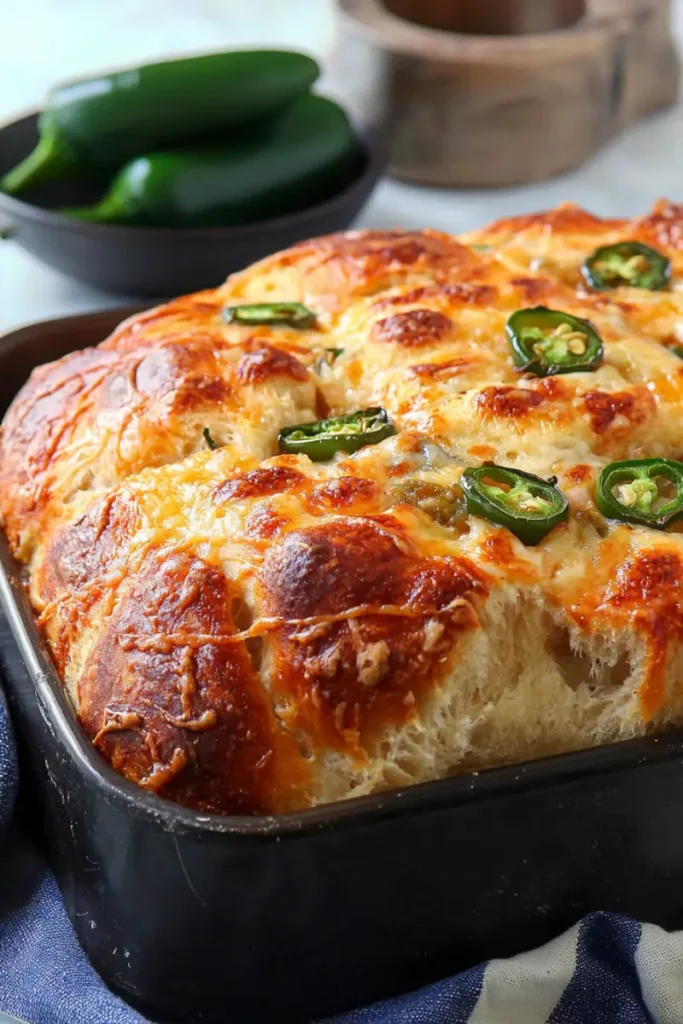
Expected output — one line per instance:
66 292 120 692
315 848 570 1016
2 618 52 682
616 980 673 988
3 308 683 1023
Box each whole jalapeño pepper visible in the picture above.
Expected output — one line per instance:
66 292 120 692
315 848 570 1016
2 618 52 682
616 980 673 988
582 241 671 291
278 407 396 461
506 307 603 377
596 458 683 528
59 95 359 228
461 464 569 545
1 50 319 195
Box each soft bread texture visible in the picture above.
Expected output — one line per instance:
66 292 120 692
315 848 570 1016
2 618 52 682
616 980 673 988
4 201 683 814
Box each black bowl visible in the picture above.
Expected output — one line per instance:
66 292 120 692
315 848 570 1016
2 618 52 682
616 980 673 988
0 111 383 297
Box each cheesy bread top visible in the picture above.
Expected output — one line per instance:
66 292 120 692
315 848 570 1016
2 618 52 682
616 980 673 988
3 200 683 815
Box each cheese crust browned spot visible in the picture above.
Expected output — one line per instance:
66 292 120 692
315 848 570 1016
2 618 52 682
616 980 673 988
372 282 497 311
216 466 307 503
476 386 546 418
478 203 619 238
236 344 308 384
508 277 559 304
583 389 655 434
306 477 379 512
371 309 454 347
566 464 593 485
408 358 476 379
635 200 683 252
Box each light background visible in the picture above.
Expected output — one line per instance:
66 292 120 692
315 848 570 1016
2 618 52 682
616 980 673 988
1 0 683 331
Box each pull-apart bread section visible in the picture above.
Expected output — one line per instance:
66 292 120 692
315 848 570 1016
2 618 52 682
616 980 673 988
4 201 683 815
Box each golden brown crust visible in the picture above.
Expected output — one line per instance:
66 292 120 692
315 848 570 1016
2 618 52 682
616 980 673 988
235 343 309 384
476 203 622 238
7 203 683 813
216 466 307 503
0 306 316 556
632 200 683 254
260 519 486 755
81 550 309 814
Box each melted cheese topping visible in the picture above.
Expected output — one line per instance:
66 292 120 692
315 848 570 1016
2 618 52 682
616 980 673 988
4 202 683 815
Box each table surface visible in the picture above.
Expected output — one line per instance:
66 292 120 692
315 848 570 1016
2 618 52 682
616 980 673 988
1 0 683 333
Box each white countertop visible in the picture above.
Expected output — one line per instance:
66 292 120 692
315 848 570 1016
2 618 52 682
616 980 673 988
2 0 683 333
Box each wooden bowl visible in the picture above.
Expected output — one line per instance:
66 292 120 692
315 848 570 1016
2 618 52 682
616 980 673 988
381 0 587 34
329 0 679 187
0 111 384 298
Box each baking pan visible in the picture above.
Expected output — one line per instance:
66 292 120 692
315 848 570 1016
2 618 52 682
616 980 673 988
4 310 683 1023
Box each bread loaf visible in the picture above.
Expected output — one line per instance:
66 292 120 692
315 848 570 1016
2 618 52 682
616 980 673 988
3 201 683 814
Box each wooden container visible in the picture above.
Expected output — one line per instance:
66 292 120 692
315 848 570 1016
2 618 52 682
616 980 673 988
382 0 587 35
327 0 680 187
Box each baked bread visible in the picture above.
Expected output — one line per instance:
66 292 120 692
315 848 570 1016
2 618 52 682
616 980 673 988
3 200 683 815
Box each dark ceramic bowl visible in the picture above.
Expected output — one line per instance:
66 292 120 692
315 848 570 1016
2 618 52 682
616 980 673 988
0 111 383 297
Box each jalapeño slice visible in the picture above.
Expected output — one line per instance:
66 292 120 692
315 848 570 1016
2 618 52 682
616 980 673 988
596 458 683 529
506 306 603 377
222 302 316 329
461 464 569 545
582 241 671 291
278 407 396 461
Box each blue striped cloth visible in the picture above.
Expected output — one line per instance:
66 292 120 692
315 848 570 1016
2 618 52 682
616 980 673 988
0 688 681 1024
